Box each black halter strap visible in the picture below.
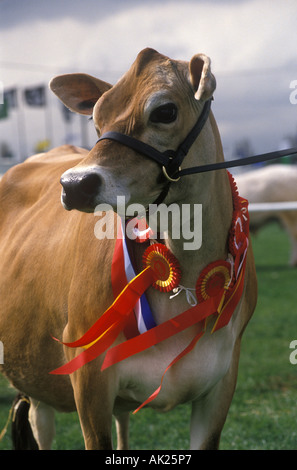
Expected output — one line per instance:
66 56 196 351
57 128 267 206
96 99 297 183
178 146 297 176
96 99 212 182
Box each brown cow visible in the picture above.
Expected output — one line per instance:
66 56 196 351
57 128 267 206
0 48 257 450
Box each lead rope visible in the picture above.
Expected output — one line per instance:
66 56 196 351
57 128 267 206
169 285 198 306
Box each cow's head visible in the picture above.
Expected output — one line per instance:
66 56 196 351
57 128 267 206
50 48 216 213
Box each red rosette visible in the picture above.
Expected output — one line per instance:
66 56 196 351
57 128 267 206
228 211 249 262
227 171 241 212
196 260 231 303
143 243 181 292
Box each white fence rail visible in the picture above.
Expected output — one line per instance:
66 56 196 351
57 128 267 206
249 202 297 212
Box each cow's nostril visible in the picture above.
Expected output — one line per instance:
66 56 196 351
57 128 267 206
79 173 102 196
60 171 102 211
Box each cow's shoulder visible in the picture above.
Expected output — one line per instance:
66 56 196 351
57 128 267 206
26 145 88 164
0 146 86 213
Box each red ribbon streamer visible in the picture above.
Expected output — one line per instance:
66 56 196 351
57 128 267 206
51 266 156 375
101 291 223 370
101 262 246 413
50 321 124 375
212 267 245 332
111 227 139 339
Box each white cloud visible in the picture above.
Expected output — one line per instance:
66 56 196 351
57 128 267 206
75 0 297 77
0 0 296 160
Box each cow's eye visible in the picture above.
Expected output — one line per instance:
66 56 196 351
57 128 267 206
150 103 178 124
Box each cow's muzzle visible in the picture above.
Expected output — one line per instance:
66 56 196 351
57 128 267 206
60 171 102 212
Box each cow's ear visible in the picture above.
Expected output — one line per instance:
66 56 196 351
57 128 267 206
49 73 112 115
189 54 216 101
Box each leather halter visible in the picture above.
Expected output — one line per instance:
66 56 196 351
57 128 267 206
96 99 212 182
96 98 297 202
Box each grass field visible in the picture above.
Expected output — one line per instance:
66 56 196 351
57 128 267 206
1 221 297 450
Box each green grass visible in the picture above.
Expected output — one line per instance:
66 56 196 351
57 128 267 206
220 222 297 450
1 222 297 450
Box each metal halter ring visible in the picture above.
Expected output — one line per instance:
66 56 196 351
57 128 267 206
162 165 181 182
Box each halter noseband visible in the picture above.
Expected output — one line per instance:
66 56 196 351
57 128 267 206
96 99 297 189
96 99 212 182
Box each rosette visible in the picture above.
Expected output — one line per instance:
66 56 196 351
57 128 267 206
143 243 181 292
196 260 231 302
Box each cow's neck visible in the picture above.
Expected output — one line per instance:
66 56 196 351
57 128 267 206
160 113 233 290
163 168 233 290
130 121 233 322
131 168 234 326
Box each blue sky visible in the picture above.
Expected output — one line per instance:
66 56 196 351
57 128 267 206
0 0 296 160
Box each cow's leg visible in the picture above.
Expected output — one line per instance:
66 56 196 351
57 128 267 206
114 411 130 450
190 341 240 450
70 366 115 450
190 384 226 450
28 398 55 450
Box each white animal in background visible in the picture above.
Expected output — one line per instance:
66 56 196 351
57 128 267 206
236 164 297 266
